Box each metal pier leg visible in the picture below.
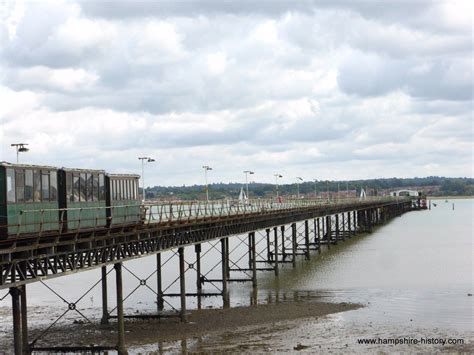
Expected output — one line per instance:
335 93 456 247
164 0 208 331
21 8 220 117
10 287 22 355
347 212 351 238
250 232 257 288
21 285 28 354
304 220 310 260
291 223 297 267
353 210 357 235
281 226 286 260
266 229 271 261
273 227 279 276
225 237 230 279
221 238 229 308
248 233 252 269
178 247 187 322
195 244 202 309
334 214 339 244
341 213 346 240
101 266 109 325
114 263 127 355
326 215 331 247
316 218 321 253
156 253 164 311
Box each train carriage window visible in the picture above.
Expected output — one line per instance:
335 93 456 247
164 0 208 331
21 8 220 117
25 170 33 202
92 174 99 201
86 173 93 201
41 171 50 201
73 174 80 202
33 170 41 202
50 171 57 200
117 179 121 200
66 172 73 202
16 170 25 203
111 180 115 200
6 168 15 203
79 173 86 202
99 174 105 201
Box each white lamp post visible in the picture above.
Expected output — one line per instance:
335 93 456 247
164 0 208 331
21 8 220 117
274 174 283 198
11 143 29 163
243 170 254 199
203 165 212 202
138 157 155 202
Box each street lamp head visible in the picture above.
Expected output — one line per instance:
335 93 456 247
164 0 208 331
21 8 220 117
297 177 303 181
274 174 282 178
147 158 155 162
203 165 212 171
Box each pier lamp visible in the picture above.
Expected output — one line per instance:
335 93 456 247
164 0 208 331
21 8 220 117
296 177 303 199
11 143 29 163
138 157 155 202
274 174 283 199
203 165 212 202
243 170 254 199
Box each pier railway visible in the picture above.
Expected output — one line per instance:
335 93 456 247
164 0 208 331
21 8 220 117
0 164 419 354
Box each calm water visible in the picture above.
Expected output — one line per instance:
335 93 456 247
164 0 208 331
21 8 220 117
0 198 472 352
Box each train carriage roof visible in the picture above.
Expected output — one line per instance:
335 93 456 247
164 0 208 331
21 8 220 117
107 173 140 179
0 161 58 170
61 167 106 174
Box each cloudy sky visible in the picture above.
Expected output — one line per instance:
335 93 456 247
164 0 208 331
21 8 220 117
0 0 472 186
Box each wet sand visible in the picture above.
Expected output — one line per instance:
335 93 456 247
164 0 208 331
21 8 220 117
27 299 360 349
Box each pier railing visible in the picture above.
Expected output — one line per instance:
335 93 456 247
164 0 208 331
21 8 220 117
1 196 408 239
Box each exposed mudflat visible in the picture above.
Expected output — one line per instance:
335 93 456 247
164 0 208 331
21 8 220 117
24 299 359 350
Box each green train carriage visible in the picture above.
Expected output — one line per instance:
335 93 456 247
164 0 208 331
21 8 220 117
57 168 107 230
0 162 59 237
106 174 141 226
0 162 142 240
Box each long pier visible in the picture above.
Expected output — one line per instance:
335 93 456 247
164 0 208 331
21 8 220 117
0 197 415 354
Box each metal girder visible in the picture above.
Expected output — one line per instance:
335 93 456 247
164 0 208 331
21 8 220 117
0 200 412 289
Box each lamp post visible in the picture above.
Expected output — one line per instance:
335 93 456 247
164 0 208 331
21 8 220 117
274 174 283 199
296 177 303 199
11 143 29 163
243 170 254 199
314 179 318 199
203 165 212 202
138 157 155 202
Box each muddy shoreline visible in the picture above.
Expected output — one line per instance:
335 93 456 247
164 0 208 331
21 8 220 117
27 299 360 349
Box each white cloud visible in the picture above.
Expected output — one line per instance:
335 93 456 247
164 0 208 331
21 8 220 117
0 0 472 183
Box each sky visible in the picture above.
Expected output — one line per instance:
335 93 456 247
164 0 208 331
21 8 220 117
0 0 472 187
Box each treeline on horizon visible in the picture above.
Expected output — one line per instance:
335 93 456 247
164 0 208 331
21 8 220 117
145 176 474 200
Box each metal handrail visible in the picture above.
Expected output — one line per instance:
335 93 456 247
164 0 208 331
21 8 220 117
2 197 409 237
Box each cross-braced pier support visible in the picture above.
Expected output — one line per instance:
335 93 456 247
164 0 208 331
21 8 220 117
3 200 414 353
